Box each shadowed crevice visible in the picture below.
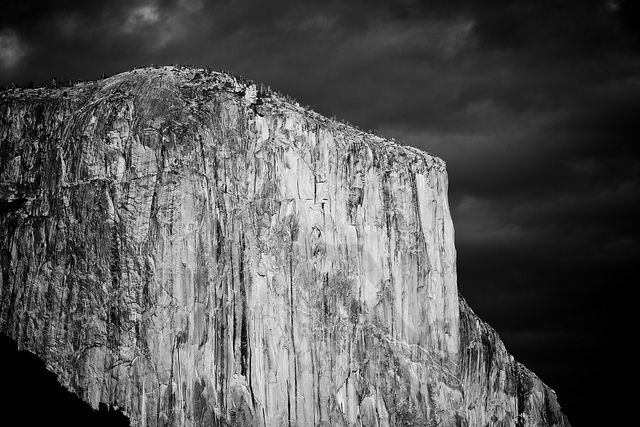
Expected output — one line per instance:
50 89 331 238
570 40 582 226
0 197 27 215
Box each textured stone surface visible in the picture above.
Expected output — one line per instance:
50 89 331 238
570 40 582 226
0 66 570 426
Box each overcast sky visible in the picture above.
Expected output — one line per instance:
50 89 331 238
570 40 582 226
2 1 639 425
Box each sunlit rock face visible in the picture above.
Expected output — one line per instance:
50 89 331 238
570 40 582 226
0 66 570 427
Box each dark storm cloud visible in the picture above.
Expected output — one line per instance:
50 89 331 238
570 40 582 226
1 1 638 425
0 0 477 89
1 0 212 81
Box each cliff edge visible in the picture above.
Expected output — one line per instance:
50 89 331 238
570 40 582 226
0 66 570 426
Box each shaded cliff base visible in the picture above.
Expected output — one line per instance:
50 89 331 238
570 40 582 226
1 307 570 427
0 332 130 427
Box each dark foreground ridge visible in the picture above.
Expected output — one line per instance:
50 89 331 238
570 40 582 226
0 65 570 426
0 332 130 426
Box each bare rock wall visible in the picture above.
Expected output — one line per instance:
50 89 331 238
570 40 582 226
0 66 569 427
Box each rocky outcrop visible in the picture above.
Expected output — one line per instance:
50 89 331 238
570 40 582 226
0 66 570 426
459 297 569 427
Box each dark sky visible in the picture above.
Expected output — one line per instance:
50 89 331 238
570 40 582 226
2 1 639 425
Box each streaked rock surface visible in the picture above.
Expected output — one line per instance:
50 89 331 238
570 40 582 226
0 66 570 426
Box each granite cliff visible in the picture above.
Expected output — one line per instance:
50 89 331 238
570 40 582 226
0 66 570 427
